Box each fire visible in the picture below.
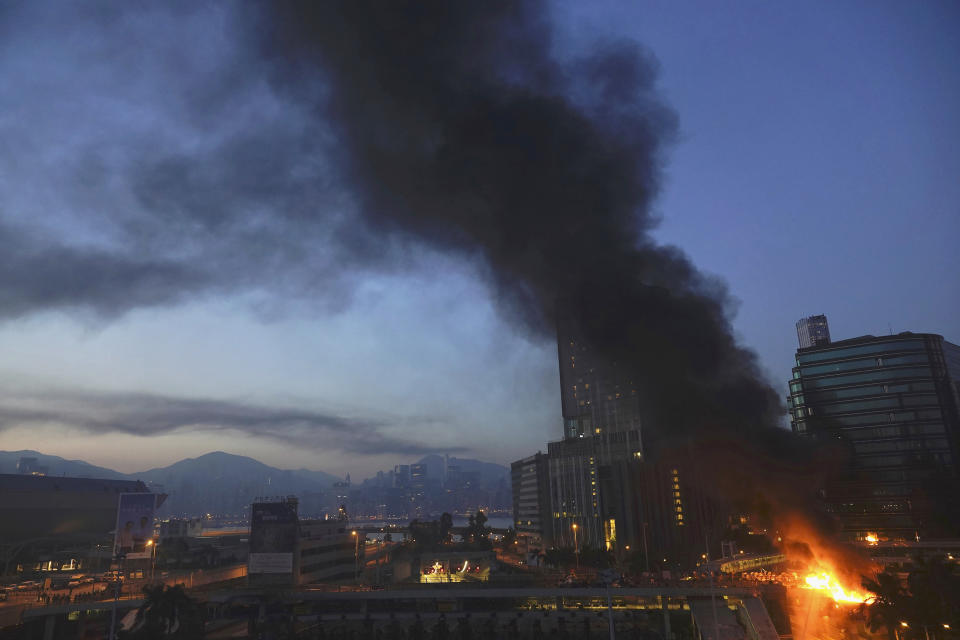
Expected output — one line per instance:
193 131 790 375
864 534 879 545
802 571 871 605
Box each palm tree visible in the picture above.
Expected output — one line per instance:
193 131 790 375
439 512 454 543
861 571 910 640
123 584 203 638
906 556 960 636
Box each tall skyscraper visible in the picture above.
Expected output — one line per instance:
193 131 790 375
557 328 643 439
796 314 832 348
788 331 960 540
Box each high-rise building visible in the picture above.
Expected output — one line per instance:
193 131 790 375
788 331 960 541
510 452 552 548
796 314 831 348
507 326 726 564
557 330 642 439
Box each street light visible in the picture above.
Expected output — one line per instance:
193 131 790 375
352 531 360 583
572 524 580 569
146 540 157 581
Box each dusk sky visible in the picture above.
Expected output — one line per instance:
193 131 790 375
0 1 957 477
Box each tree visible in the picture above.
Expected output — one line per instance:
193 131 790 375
439 512 454 544
122 584 203 638
906 556 960 635
861 571 912 640
466 510 489 546
861 558 960 640
501 527 517 549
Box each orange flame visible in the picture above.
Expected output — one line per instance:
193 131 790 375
802 571 871 604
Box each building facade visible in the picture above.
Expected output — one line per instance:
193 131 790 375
248 497 362 586
298 519 363 584
788 332 960 540
796 314 832 348
510 452 552 548
557 332 643 439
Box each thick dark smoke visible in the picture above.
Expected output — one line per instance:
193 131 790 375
1 2 809 485
253 2 844 540
256 0 783 439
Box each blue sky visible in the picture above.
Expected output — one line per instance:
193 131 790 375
0 1 956 476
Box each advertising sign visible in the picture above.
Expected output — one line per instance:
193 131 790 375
113 493 157 560
248 501 298 574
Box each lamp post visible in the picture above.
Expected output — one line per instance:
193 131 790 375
572 523 580 570
642 522 650 573
352 531 359 584
146 540 157 582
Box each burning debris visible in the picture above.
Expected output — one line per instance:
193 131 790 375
801 572 871 605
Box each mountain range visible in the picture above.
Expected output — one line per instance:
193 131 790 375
0 449 508 517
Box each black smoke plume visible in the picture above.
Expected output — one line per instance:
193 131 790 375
256 0 783 439
2 1 832 523
251 1 850 544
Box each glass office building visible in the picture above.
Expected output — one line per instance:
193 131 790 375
788 332 960 541
796 314 832 348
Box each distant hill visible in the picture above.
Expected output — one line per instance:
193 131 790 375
131 451 340 517
0 450 128 479
0 450 340 517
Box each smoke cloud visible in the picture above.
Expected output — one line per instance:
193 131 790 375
253 0 783 438
0 389 459 456
2 2 792 462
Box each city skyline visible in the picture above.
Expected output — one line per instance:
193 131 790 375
0 1 957 477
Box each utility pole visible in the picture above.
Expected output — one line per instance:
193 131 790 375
108 556 123 640
352 530 360 584
642 522 649 572
706 533 720 640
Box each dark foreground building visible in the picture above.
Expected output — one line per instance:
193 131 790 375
0 474 154 543
0 474 163 576
788 331 960 541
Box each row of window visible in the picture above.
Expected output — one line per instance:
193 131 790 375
857 452 952 468
796 408 943 429
796 340 925 365
794 419 946 438
812 393 940 416
301 542 355 558
301 558 355 575
794 381 935 404
843 423 947 440
853 437 950 454
795 366 932 387
826 501 908 513
798 353 930 377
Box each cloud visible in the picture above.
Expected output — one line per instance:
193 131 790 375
0 389 461 457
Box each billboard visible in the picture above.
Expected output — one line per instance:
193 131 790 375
248 501 298 574
113 493 157 560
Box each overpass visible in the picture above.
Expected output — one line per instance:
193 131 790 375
15 585 781 640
